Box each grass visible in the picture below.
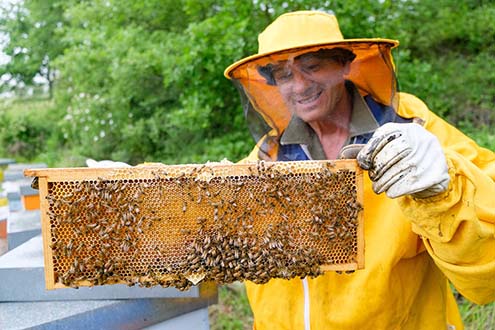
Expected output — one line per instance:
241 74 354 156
458 296 495 330
209 283 495 329
209 283 253 330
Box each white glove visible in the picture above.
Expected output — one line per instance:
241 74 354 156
356 123 450 198
86 158 131 168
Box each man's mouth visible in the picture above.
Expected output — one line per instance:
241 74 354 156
297 91 322 104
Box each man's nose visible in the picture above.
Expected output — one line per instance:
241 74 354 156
291 70 312 93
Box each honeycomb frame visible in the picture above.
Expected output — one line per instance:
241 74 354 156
25 160 364 290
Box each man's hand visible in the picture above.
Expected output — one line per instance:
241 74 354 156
356 123 450 198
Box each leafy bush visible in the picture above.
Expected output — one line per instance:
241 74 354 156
388 1 495 127
0 0 493 167
0 99 59 161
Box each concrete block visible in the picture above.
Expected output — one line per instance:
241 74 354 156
7 210 41 232
6 163 46 171
19 185 38 196
3 163 46 183
0 158 16 167
0 159 16 182
2 181 24 194
6 191 21 202
0 296 214 330
7 210 41 249
6 194 22 212
143 307 210 330
2 170 25 182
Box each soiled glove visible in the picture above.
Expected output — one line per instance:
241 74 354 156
86 158 131 168
357 123 450 198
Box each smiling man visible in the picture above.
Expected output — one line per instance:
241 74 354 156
224 10 495 330
261 49 355 159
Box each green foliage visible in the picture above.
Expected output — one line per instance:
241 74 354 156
395 1 495 57
0 0 493 167
0 98 58 161
460 124 495 152
387 1 495 127
0 0 65 96
209 283 253 330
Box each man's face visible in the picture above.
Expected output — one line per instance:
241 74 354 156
272 53 350 123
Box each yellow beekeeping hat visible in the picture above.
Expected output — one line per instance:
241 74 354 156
224 10 398 78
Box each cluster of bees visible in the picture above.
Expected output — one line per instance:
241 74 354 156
45 161 361 290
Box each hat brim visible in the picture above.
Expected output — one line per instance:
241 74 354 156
224 38 399 79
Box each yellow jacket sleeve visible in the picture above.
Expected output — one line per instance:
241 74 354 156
397 92 495 304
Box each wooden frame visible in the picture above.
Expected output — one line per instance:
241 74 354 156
25 159 364 290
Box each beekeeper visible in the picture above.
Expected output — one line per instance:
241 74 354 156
224 10 495 330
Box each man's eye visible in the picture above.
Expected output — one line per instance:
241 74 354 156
274 71 292 82
305 64 320 72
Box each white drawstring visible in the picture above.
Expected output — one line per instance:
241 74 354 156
302 277 311 330
301 145 312 330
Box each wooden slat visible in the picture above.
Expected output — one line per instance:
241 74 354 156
38 177 55 290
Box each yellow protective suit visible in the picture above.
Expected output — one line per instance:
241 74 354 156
241 92 495 330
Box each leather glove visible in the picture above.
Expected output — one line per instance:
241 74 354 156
356 123 450 198
86 158 131 168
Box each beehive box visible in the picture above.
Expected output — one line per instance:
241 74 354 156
25 160 364 290
20 185 40 211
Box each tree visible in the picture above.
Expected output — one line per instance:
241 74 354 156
0 0 493 165
0 0 65 98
